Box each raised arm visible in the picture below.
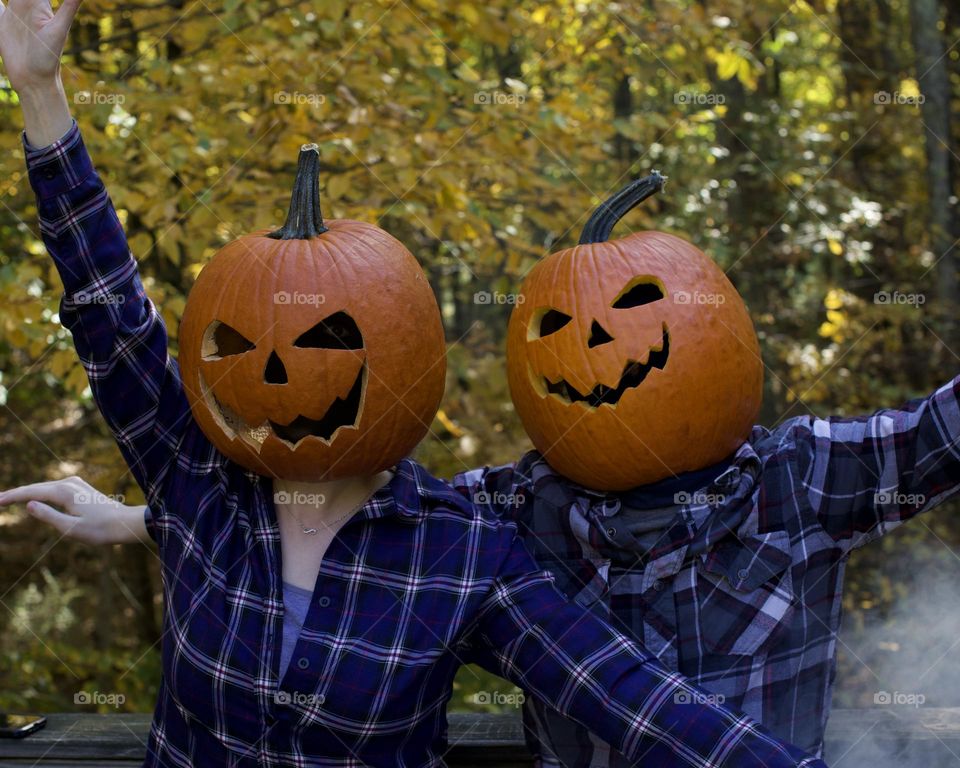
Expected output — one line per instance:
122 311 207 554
465 527 825 767
1 0 197 504
793 375 960 552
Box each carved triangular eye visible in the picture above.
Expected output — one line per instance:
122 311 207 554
204 321 255 359
612 281 664 308
537 309 572 338
294 311 363 350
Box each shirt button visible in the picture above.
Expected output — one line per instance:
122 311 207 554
318 596 331 608
606 526 617 537
297 657 310 670
737 568 750 582
652 579 663 591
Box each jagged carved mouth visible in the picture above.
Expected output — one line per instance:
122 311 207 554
543 324 669 407
200 364 365 450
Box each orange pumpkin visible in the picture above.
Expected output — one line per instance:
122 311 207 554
179 144 446 482
506 173 763 491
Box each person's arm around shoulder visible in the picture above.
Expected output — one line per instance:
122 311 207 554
451 463 522 521
464 523 825 767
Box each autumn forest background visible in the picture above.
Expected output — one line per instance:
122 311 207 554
0 0 958 722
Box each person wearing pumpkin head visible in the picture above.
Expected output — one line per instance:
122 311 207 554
447 172 960 766
0 1 830 766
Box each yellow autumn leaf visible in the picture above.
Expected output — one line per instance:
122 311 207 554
325 174 351 201
715 50 741 81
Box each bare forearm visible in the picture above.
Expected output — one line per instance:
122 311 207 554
18 76 72 147
107 504 152 545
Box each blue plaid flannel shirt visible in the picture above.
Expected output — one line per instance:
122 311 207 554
22 120 827 768
455 377 960 765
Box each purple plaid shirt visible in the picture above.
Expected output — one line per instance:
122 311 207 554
23 120 827 768
455 378 960 765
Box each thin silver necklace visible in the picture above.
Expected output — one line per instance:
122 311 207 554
292 498 366 535
280 471 392 535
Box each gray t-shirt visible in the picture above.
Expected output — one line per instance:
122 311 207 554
280 581 313 677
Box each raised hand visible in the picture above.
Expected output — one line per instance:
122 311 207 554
0 0 80 146
0 0 81 91
0 477 151 545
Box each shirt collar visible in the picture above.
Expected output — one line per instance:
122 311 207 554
360 459 470 523
247 458 464 524
518 444 765 570
518 441 760 509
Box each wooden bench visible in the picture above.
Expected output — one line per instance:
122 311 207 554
2 709 960 765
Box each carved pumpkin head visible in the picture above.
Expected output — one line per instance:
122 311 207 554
179 144 446 482
506 173 763 491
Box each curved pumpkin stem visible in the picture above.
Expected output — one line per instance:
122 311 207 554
578 171 667 245
268 143 329 240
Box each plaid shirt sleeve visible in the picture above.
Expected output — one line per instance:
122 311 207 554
794 375 960 552
466 525 826 767
452 464 525 522
23 120 194 506
143 505 157 543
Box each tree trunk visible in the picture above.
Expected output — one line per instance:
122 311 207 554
909 0 958 339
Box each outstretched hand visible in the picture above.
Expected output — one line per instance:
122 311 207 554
0 0 81 91
0 477 150 545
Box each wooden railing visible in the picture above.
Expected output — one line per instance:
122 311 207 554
1 709 959 766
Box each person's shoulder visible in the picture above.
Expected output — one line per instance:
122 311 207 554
748 417 816 459
394 459 509 530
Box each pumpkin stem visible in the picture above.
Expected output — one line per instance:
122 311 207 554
268 143 329 240
578 171 667 245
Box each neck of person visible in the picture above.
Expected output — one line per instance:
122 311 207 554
273 470 394 531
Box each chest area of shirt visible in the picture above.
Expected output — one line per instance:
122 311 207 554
158 496 484 732
519 486 824 661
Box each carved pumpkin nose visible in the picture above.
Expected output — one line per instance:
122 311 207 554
264 350 288 384
587 320 614 348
